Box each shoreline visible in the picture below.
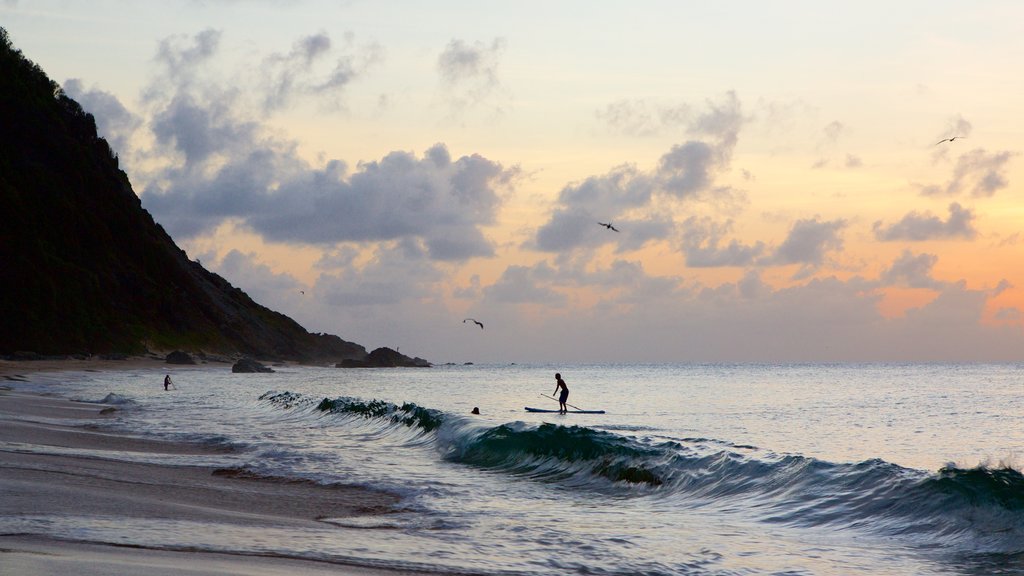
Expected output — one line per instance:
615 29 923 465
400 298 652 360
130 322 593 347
0 379 435 575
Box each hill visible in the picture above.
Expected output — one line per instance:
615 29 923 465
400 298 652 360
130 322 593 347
0 28 421 365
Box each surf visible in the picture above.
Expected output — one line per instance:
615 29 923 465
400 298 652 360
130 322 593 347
260 389 1024 555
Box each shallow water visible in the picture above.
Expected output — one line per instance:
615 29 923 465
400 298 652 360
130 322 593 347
7 362 1024 575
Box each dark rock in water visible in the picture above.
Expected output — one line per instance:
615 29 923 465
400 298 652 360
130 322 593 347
165 351 195 364
232 358 275 373
336 347 431 368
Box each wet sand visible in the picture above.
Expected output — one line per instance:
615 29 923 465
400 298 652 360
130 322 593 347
0 362 434 576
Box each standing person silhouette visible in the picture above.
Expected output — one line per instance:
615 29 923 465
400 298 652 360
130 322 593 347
164 374 172 391
554 373 569 414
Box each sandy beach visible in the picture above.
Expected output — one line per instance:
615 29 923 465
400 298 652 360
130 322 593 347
0 361 433 576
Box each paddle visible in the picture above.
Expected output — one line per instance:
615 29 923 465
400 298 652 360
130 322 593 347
540 393 586 412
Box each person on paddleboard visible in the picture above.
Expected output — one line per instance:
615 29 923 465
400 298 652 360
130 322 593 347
554 373 569 414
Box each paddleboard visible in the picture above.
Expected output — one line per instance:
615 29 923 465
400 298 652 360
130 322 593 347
524 407 606 414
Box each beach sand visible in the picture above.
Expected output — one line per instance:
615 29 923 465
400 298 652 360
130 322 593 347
0 361 434 576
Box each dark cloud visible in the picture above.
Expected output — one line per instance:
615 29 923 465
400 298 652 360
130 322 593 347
681 217 765 268
62 79 142 157
873 202 977 241
880 250 942 289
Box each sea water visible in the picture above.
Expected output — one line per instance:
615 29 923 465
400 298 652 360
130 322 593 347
6 362 1024 575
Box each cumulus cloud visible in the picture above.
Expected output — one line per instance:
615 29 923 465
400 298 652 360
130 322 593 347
880 250 943 289
873 202 977 241
681 217 765 267
132 30 515 261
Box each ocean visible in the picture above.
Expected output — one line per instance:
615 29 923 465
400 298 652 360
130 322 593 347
7 362 1024 575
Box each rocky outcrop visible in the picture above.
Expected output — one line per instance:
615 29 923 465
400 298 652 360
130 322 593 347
165 351 195 365
232 358 275 373
336 347 431 368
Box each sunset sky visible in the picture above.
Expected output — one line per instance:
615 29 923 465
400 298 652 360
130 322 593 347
5 1 1024 362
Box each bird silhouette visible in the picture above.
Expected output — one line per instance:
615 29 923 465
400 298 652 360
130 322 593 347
935 136 965 145
463 318 484 329
598 222 620 232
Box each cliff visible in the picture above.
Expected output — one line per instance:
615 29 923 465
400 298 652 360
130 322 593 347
0 28 405 365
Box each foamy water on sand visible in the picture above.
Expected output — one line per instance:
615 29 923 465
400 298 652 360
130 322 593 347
7 362 1024 575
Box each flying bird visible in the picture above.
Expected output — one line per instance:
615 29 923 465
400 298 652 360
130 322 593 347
935 136 965 145
598 222 620 232
463 318 484 329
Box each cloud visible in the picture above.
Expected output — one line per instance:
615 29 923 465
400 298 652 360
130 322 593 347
769 217 847 269
681 217 766 267
597 91 743 145
811 120 863 170
595 99 691 137
314 241 445 306
129 30 515 261
260 32 383 112
880 250 943 289
994 307 1022 322
533 92 745 253
146 28 222 96
919 149 1016 198
822 120 846 143
873 202 977 241
935 114 973 143
455 252 1024 363
437 37 507 112
61 79 142 157
483 263 567 306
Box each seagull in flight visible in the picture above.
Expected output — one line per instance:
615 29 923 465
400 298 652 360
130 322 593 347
598 222 620 232
463 318 484 329
935 136 965 145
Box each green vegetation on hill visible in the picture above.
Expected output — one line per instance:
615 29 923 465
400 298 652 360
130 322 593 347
0 28 373 362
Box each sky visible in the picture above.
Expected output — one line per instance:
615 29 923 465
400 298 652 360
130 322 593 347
4 0 1024 363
